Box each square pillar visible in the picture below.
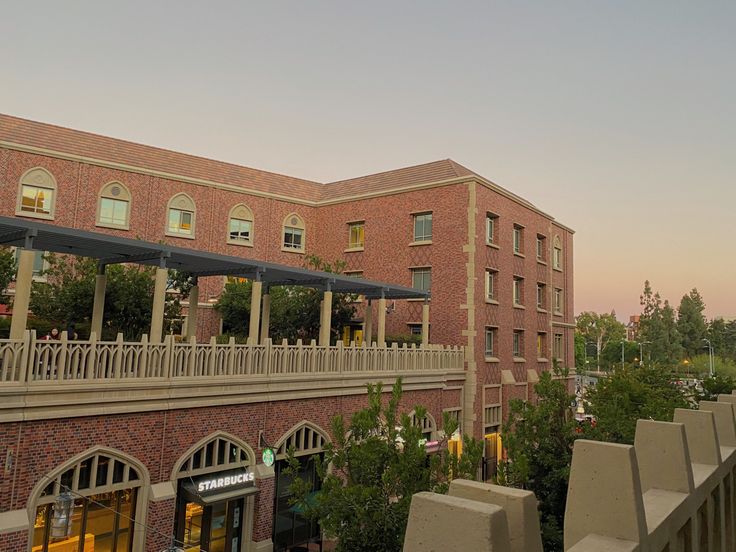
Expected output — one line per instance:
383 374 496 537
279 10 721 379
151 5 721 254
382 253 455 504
249 280 263 344
260 291 271 344
363 299 373 345
90 264 107 339
9 248 35 340
377 295 387 347
422 299 430 347
185 281 199 341
319 288 333 346
150 266 168 344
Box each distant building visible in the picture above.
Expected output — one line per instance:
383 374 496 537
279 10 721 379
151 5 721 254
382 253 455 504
627 314 640 341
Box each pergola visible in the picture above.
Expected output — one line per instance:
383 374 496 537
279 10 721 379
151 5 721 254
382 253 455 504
0 216 430 346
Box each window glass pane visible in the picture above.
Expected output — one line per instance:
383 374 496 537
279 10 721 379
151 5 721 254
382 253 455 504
167 209 179 232
85 492 116 552
229 218 251 242
100 198 114 224
96 456 110 487
112 200 128 225
180 211 192 232
414 214 432 241
32 504 49 550
116 489 136 552
22 185 53 214
182 501 204 549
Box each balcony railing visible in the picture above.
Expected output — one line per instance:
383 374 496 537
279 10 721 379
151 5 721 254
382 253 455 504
0 332 465 384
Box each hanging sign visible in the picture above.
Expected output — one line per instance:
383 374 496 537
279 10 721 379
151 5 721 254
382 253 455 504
262 447 275 467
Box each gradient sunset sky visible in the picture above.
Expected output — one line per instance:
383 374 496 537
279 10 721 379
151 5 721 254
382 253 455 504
2 2 734 320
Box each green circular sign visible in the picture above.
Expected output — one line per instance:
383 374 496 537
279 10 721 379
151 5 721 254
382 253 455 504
262 447 275 467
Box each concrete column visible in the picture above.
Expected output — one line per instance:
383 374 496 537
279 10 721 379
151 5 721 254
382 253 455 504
249 280 262 344
364 299 373 345
185 282 199 341
150 267 168 344
421 299 430 347
90 266 107 339
260 291 271 344
319 289 333 346
377 296 387 347
9 248 35 340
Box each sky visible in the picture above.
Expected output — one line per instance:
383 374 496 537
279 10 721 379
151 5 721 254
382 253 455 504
1 1 734 320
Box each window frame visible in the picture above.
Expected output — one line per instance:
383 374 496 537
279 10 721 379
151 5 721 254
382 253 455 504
412 212 433 243
554 288 563 314
513 224 524 255
282 213 306 253
536 282 546 310
347 221 365 250
165 193 196 238
484 327 497 358
537 332 547 359
96 181 132 230
513 330 524 358
485 269 498 302
513 276 524 306
227 204 255 247
486 213 498 246
536 234 546 262
554 333 564 361
16 167 58 221
553 236 563 270
411 267 432 292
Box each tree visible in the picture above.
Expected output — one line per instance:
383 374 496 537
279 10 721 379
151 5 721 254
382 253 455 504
576 311 626 371
677 288 707 358
696 374 736 402
286 378 483 552
0 247 15 305
499 365 578 551
639 281 683 366
709 317 736 362
574 333 586 371
584 365 691 445
216 255 356 343
28 253 192 339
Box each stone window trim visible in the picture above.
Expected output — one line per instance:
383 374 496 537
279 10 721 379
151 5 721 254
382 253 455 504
553 235 563 271
484 326 498 361
485 212 499 247
165 192 196 239
408 410 439 441
96 181 132 230
15 167 58 221
282 212 306 253
485 268 498 303
227 203 255 247
274 420 331 460
536 233 547 264
346 220 365 251
412 211 433 243
513 223 525 256
171 430 256 480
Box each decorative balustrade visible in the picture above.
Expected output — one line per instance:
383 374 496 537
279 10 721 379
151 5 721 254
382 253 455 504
0 332 465 384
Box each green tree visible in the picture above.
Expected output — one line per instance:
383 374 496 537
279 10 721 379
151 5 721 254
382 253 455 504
216 255 356 343
584 365 691 445
696 374 736 402
677 288 707 358
0 247 16 305
599 339 639 370
29 253 191 339
574 333 586 371
576 311 626 371
286 378 483 552
639 281 683 365
499 365 578 551
709 318 736 362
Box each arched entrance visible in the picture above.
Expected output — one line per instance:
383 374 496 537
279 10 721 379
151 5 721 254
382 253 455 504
171 432 256 552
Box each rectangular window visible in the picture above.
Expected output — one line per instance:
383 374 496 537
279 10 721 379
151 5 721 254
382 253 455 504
536 235 546 261
553 246 562 270
409 324 422 336
168 208 193 235
537 332 546 358
229 218 252 243
536 283 546 309
486 213 498 245
513 225 524 254
485 269 497 301
554 288 563 313
484 327 496 357
20 185 53 215
513 330 524 357
513 277 524 306
348 222 365 248
99 197 129 227
283 226 304 250
554 334 564 361
411 267 431 291
413 213 433 242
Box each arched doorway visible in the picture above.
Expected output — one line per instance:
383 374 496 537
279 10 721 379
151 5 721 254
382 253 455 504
27 447 149 552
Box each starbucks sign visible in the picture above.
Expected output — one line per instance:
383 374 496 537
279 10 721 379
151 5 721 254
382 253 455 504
262 447 275 467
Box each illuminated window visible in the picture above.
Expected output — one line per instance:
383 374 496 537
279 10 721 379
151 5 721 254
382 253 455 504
537 332 547 358
348 222 365 249
413 212 433 242
282 213 306 251
97 182 131 229
228 204 254 245
17 167 57 219
166 194 196 237
411 267 431 292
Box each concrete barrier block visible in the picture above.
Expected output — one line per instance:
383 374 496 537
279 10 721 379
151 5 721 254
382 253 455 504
634 420 694 493
718 394 736 404
673 408 721 465
449 479 543 552
403 492 511 552
564 440 647 550
700 400 736 447
566 534 640 552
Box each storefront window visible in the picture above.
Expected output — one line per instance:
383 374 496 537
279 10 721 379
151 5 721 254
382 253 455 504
273 455 322 552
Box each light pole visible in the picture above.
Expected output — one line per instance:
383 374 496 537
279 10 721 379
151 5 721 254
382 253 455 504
621 340 625 370
703 338 714 377
638 341 651 367
586 341 599 372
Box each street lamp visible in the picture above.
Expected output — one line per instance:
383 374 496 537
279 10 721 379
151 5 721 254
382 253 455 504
638 341 651 367
703 338 714 377
620 340 625 370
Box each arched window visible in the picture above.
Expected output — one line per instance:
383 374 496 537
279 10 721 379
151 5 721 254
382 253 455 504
174 432 255 478
281 213 305 252
274 421 331 460
227 204 254 246
96 181 131 229
166 193 196 237
553 236 563 270
16 167 57 220
29 447 148 552
408 410 438 441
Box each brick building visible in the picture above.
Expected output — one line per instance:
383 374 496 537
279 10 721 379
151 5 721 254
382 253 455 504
0 114 573 552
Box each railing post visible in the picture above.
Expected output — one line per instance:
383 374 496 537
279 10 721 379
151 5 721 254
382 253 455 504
17 330 31 383
87 332 98 381
208 336 217 376
391 342 399 372
113 333 124 379
227 337 236 375
163 334 174 379
336 340 344 373
57 331 68 381
139 334 149 378
26 330 37 382
263 338 272 376
187 336 197 377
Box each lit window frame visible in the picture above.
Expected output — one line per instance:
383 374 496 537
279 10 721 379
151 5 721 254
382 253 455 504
348 221 365 249
16 167 57 220
282 213 306 253
227 204 255 246
96 181 132 230
166 193 196 238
